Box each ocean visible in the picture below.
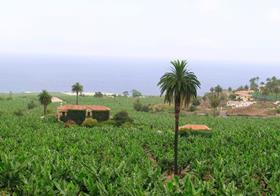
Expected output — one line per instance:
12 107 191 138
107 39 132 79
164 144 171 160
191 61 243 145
0 55 279 95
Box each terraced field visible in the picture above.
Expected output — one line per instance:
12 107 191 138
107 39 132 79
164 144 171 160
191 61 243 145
0 94 280 195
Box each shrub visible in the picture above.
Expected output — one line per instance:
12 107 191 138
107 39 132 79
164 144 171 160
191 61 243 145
229 94 237 101
14 109 24 117
276 107 280 114
82 118 98 128
150 103 172 112
43 115 57 123
94 92 103 98
113 110 133 126
121 122 133 128
189 105 196 112
133 99 150 112
27 100 37 110
133 99 143 111
64 120 77 128
92 111 110 121
132 89 142 97
192 98 201 106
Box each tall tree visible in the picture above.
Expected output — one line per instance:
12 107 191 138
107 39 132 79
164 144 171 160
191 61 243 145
131 89 142 97
38 90 52 116
72 82 83 105
158 60 200 175
249 77 259 91
208 92 221 116
214 85 223 95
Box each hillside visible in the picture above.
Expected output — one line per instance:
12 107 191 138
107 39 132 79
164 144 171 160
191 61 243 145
0 94 279 195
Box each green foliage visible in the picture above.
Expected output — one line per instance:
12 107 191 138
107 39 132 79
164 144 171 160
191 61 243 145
113 110 133 126
192 97 201 106
64 120 77 128
0 94 280 195
72 82 83 104
133 99 150 112
189 105 197 112
150 103 172 112
158 60 200 106
132 89 142 97
94 92 103 98
229 94 237 101
38 90 52 106
92 111 110 121
13 109 24 117
82 118 98 127
208 93 221 110
27 100 37 110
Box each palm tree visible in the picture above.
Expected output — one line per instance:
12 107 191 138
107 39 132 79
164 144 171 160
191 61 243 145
38 90 52 116
158 60 200 175
72 82 83 105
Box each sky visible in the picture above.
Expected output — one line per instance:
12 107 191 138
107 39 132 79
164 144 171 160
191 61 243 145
0 0 280 64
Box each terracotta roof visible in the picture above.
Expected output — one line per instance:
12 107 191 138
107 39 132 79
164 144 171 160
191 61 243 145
179 124 211 131
58 105 111 112
235 90 253 97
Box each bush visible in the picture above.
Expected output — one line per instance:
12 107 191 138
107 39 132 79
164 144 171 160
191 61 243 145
192 98 201 106
121 122 133 128
82 118 98 128
64 120 77 128
27 100 37 110
150 103 172 112
14 109 24 117
43 115 57 123
92 111 110 121
276 107 280 114
189 105 196 112
133 99 150 112
113 110 133 126
132 89 142 97
229 94 237 101
94 92 103 98
133 99 143 111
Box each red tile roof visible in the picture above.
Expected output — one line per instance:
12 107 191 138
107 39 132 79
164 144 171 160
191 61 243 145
179 124 211 131
58 105 111 112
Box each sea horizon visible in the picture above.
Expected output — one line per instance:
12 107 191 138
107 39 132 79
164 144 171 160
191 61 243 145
0 54 279 96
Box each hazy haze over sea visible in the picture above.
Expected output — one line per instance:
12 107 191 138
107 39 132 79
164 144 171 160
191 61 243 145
0 55 279 95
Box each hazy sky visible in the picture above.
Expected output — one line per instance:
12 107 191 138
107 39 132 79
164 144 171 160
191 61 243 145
0 0 280 64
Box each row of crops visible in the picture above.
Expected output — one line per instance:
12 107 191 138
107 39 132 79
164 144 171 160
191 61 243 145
0 94 280 194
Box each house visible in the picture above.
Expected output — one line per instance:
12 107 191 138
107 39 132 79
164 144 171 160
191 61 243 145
234 90 254 101
57 105 111 124
227 100 256 108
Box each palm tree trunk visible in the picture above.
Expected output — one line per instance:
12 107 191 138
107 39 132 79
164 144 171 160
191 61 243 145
174 99 180 175
44 105 47 116
76 92 79 105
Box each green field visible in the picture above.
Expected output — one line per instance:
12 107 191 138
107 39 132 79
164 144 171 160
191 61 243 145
0 94 280 195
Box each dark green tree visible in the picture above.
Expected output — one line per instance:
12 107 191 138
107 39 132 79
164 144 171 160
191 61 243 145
158 60 200 175
132 89 142 97
72 82 83 105
38 90 52 116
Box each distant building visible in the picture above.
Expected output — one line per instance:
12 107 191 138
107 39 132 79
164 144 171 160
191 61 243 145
57 105 111 124
234 90 254 101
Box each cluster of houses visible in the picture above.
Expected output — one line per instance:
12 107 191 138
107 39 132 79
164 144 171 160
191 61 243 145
227 90 256 108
